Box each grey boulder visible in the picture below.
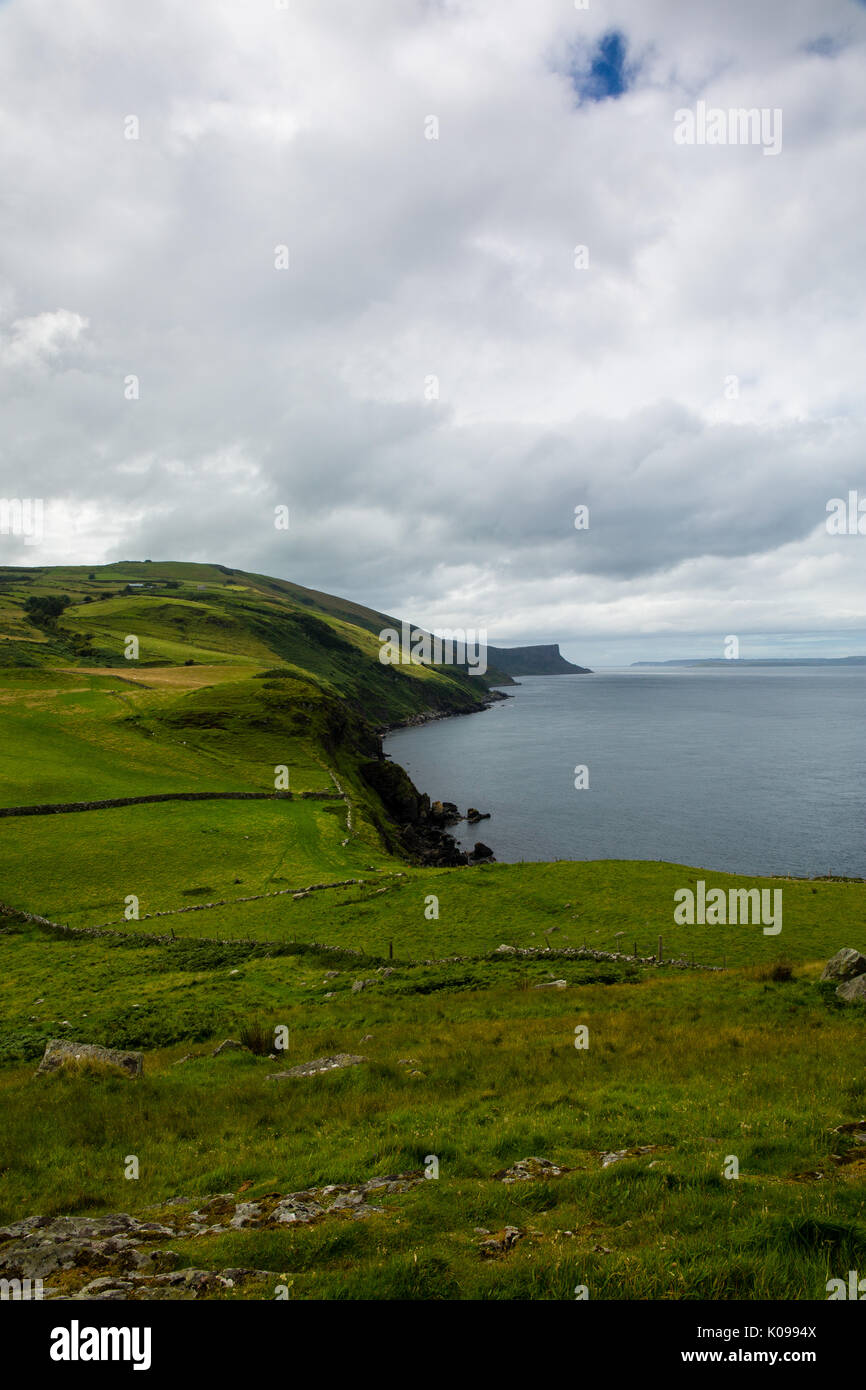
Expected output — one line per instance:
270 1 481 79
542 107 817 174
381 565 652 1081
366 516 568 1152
36 1039 143 1078
836 975 866 1003
821 948 866 982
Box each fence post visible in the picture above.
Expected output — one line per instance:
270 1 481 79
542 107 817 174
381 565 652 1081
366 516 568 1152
657 935 663 963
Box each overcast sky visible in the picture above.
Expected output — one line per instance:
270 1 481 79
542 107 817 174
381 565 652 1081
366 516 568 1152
1 0 865 665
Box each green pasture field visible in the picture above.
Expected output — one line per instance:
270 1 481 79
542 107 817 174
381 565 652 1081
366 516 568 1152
0 916 864 1300
0 799 390 928
12 845 858 972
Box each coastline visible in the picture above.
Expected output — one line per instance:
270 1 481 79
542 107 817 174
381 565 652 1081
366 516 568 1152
377 672 866 881
375 684 511 738
371 688 508 866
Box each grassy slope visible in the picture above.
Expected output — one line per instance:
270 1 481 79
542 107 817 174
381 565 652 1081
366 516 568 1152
1 919 864 1300
0 560 864 1301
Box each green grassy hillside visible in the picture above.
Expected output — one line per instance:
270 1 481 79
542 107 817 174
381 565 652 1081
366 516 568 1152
0 561 863 1302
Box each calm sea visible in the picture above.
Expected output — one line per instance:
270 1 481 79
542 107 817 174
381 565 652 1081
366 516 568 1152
383 668 866 877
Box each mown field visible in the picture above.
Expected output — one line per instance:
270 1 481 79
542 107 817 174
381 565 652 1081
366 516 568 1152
0 560 863 1300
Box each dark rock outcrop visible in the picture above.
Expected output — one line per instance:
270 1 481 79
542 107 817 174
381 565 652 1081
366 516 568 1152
469 842 494 861
359 760 469 866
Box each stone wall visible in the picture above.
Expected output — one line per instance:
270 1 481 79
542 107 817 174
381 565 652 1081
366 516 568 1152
0 790 343 817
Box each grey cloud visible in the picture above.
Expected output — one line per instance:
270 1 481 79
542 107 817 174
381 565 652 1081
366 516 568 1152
1 0 865 655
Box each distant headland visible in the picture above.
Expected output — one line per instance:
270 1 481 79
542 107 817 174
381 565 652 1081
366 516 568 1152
631 657 866 667
487 643 591 676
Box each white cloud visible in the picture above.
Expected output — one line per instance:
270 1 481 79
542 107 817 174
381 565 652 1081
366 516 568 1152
0 0 864 659
0 309 89 368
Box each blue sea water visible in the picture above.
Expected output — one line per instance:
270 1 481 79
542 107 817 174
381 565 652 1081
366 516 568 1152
383 668 866 877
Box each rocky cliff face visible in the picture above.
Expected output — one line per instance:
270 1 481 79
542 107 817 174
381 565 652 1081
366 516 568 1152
485 643 591 676
359 759 471 865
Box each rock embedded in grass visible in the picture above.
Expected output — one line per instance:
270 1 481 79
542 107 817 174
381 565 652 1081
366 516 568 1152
0 1169 429 1294
36 1039 143 1078
211 1039 248 1057
495 1156 570 1183
267 1053 366 1080
600 1145 660 1167
76 1267 277 1300
836 974 866 1003
479 1226 523 1256
601 1150 629 1168
831 1120 866 1135
0 1213 174 1280
820 948 866 982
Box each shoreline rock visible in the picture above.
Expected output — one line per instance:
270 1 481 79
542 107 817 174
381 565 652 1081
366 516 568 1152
359 758 495 866
469 842 494 862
